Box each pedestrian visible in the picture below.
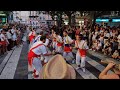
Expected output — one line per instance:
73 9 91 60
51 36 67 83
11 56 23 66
28 35 52 78
0 30 8 54
11 26 17 48
74 34 89 72
6 28 12 51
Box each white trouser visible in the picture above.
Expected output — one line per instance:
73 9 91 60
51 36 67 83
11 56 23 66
56 46 63 53
32 57 42 75
52 41 57 51
76 50 86 68
63 52 74 60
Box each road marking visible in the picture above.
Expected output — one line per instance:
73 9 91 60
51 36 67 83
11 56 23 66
71 64 97 79
0 50 13 74
87 50 106 59
0 45 23 79
86 56 114 74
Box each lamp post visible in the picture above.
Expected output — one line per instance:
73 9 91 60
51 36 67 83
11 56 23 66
54 15 57 26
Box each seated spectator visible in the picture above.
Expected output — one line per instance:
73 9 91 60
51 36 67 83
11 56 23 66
92 40 97 51
102 40 111 55
112 50 119 59
99 62 120 79
96 40 102 51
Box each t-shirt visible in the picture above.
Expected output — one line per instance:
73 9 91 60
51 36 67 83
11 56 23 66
105 33 110 38
6 32 12 39
0 34 6 41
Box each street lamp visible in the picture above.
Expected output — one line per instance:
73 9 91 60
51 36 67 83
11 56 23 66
54 15 57 26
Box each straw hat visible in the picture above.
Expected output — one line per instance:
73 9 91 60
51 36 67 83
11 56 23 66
39 54 76 79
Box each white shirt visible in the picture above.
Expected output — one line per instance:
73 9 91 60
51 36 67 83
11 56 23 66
105 33 110 38
34 35 41 43
11 29 15 34
6 32 12 39
0 34 6 41
56 35 62 43
44 38 49 46
118 34 120 49
75 40 89 49
12 33 17 41
31 41 47 55
92 34 96 41
98 42 102 47
63 35 73 44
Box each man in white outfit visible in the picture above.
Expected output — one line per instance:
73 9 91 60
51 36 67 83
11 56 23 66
55 31 63 54
28 35 52 78
74 34 89 72
63 31 75 63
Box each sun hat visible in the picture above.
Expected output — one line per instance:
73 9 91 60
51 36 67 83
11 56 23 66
39 54 76 79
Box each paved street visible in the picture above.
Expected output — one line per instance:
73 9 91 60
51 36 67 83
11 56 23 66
0 38 115 79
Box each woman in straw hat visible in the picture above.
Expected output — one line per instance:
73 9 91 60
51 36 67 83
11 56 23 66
28 35 52 78
99 61 120 79
74 34 89 72
39 54 76 79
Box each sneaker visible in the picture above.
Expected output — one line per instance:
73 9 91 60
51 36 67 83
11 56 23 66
82 68 85 72
76 66 80 70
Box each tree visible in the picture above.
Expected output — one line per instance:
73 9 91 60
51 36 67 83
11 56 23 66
64 11 76 26
87 11 111 29
3 11 12 16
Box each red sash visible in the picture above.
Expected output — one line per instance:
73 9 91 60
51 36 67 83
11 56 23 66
28 44 43 66
1 41 6 46
79 41 87 57
79 49 87 57
64 46 72 52
57 42 63 46
53 38 56 42
29 32 35 42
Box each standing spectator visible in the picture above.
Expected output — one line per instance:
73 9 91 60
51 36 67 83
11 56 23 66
117 34 120 59
75 26 81 35
11 26 17 48
0 30 8 54
6 28 12 51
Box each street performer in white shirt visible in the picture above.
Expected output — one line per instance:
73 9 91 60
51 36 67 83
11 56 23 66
63 30 75 63
34 31 43 43
55 31 63 54
74 34 89 72
51 29 57 52
28 35 52 78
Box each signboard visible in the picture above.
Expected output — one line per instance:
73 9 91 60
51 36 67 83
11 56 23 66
96 19 109 22
112 19 120 22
